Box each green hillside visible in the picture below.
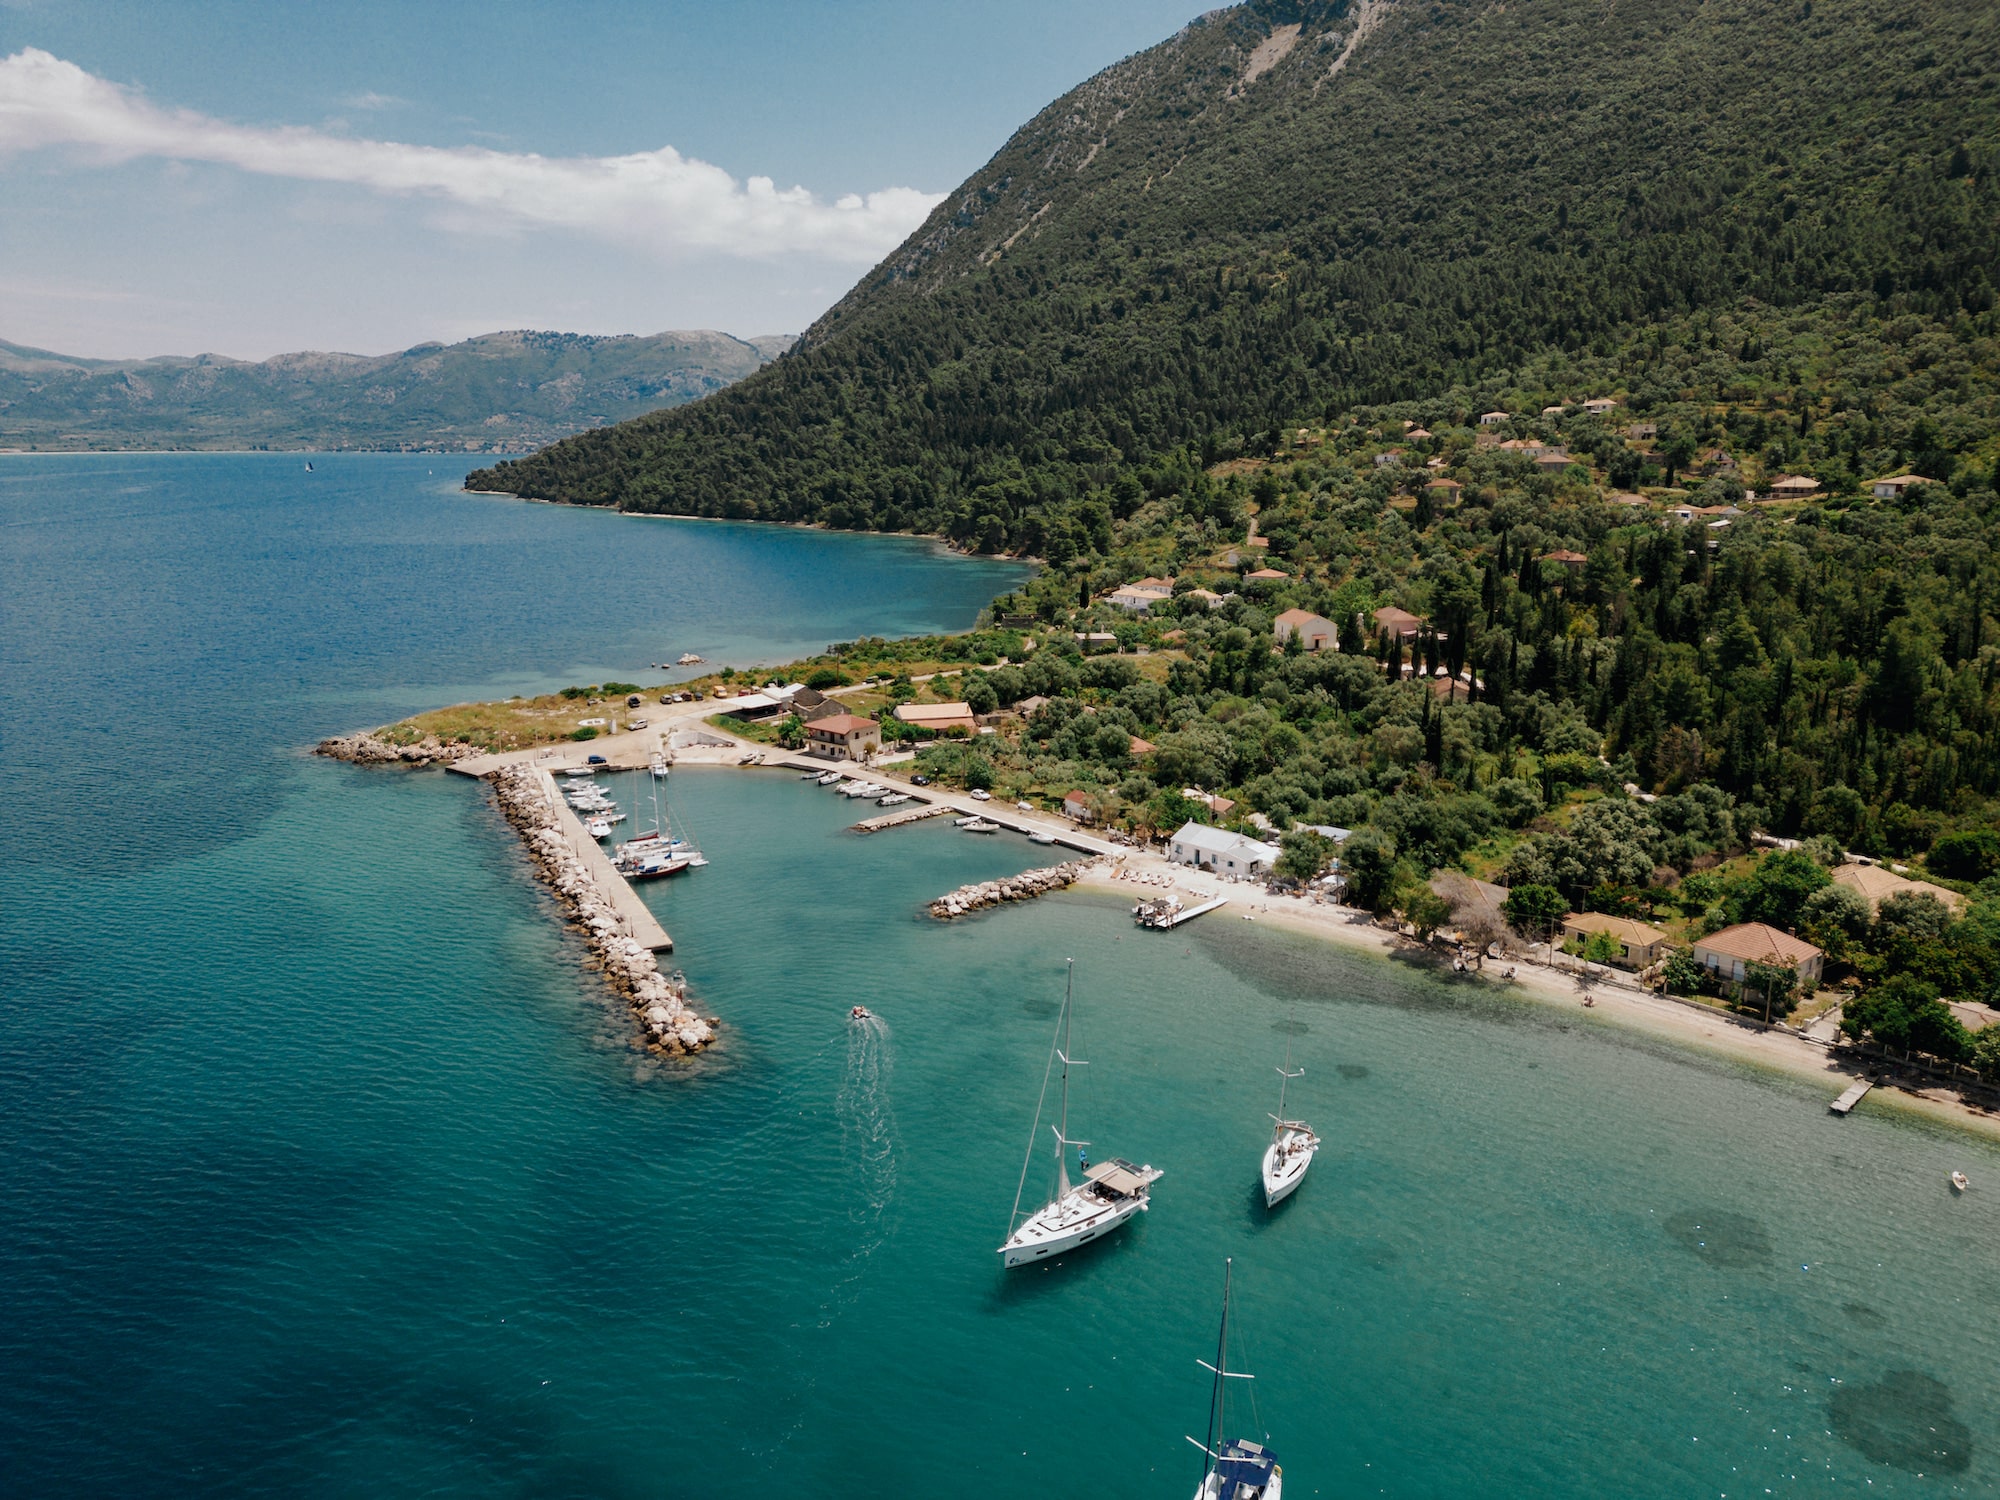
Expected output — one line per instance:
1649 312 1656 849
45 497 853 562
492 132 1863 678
0 329 794 452
468 0 1999 542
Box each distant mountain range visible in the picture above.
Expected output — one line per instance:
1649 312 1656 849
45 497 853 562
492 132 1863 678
0 329 797 452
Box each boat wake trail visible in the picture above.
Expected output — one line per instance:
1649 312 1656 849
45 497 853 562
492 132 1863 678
836 1015 899 1250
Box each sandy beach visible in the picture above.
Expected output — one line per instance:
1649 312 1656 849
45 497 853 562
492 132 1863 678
1072 855 2000 1144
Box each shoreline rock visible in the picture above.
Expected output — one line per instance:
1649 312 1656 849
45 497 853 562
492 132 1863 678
316 731 480 767
929 860 1097 920
488 765 716 1057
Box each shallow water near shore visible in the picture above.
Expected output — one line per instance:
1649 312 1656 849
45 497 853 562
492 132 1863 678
5 456 2000 1495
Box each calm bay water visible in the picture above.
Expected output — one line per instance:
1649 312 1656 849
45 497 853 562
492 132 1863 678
3 456 1999 1496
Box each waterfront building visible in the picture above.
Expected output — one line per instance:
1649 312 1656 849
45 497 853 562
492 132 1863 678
1168 822 1279 878
804 713 880 761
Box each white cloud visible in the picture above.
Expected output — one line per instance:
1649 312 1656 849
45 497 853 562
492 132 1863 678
340 91 405 111
0 48 943 261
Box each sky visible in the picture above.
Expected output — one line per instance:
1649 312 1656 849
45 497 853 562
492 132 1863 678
0 0 1201 360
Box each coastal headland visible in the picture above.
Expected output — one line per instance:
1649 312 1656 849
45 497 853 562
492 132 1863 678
317 667 2000 1142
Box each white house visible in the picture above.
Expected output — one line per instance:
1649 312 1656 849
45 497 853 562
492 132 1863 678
1871 474 1927 500
1168 822 1280 879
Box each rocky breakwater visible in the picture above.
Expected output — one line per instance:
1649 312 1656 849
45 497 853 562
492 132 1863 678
316 731 480 768
929 859 1097 920
489 765 715 1056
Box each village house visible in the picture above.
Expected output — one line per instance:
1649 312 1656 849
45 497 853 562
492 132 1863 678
1107 576 1176 611
1765 474 1822 500
1181 587 1231 610
1581 397 1619 414
1561 912 1670 968
893 701 978 734
1607 492 1649 508
1690 923 1825 991
1534 449 1575 473
1168 822 1280 879
1128 735 1156 756
1244 567 1289 583
1074 631 1119 650
1062 790 1096 823
803 713 880 761
1372 605 1428 641
1181 788 1236 820
1479 410 1510 425
1540 548 1589 571
1870 474 1928 500
1373 448 1405 468
1406 427 1433 440
1425 476 1464 500
1430 870 1508 936
1541 404 1566 417
1829 862 1967 916
1626 421 1658 440
1273 608 1338 652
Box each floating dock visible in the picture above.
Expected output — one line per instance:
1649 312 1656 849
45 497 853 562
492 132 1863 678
1135 894 1230 929
853 803 953 833
1830 1078 1874 1115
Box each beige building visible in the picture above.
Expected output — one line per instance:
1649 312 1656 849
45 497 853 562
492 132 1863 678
804 713 880 761
1273 608 1338 652
1561 912 1670 968
1691 923 1824 989
1829 862 1966 916
893 701 978 734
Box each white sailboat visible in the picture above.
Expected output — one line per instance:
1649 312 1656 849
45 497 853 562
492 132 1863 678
1260 1036 1319 1209
1187 1258 1282 1499
998 961 1161 1269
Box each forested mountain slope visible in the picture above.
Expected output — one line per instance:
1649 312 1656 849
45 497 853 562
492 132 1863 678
469 0 1999 542
0 329 794 452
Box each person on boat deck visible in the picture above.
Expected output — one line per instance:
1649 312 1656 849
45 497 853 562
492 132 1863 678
1078 1147 1090 1172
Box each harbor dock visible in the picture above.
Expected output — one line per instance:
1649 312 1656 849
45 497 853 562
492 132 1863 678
532 770 674 953
1134 894 1230 929
1830 1077 1875 1115
853 803 956 833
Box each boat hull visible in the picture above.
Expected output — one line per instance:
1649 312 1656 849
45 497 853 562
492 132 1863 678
998 1188 1147 1268
1261 1132 1318 1208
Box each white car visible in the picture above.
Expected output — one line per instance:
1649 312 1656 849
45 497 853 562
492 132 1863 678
970 788 992 801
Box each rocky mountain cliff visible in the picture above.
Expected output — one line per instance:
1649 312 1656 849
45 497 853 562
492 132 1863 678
0 329 795 452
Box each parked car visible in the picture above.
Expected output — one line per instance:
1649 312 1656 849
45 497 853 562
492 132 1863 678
627 718 649 730
911 774 931 786
970 788 992 801
626 695 642 707
586 754 608 765
658 694 674 704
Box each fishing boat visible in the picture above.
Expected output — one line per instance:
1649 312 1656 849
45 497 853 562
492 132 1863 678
584 816 615 840
963 818 1000 834
998 962 1161 1268
1187 1259 1282 1499
842 781 886 798
562 766 597 778
1260 1037 1319 1208
651 754 671 780
816 771 843 786
1952 1170 1970 1193
877 791 913 806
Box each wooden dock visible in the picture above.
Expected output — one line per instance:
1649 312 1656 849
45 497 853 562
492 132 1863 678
853 803 952 833
1137 895 1230 929
1830 1077 1874 1115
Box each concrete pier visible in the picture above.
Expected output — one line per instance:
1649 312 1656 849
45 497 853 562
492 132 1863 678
532 770 674 952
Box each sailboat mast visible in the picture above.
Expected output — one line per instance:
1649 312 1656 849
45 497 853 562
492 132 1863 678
1202 1257 1233 1485
1056 959 1074 1192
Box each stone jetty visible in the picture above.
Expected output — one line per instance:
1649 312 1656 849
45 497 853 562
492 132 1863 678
489 765 715 1056
928 860 1097 920
316 731 479 768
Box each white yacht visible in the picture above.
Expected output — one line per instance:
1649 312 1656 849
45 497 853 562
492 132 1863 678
816 771 843 786
877 791 913 806
1260 1039 1319 1209
650 753 671 780
1188 1259 1283 1499
998 962 1161 1269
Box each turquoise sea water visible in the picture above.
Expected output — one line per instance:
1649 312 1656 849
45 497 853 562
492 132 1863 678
4 456 2000 1496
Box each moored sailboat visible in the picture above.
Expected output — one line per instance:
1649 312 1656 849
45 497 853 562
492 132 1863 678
1260 1036 1319 1209
998 961 1160 1268
1188 1258 1282 1499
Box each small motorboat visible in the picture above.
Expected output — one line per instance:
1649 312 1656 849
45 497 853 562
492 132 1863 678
816 772 843 786
851 1006 874 1023
878 792 913 806
584 817 614 840
1952 1171 1970 1193
1029 831 1058 845
563 766 597 778
963 818 1000 834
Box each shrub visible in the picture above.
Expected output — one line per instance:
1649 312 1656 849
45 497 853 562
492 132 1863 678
1928 830 2000 883
806 667 850 690
568 727 599 741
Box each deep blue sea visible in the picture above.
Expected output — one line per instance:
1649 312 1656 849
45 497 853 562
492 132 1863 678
4 455 1999 1496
